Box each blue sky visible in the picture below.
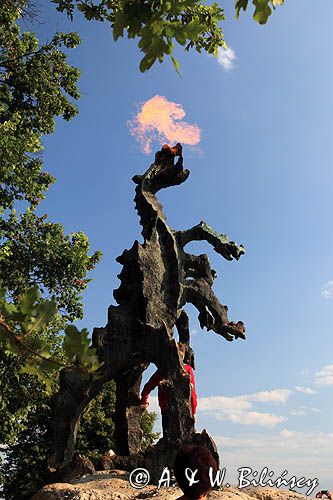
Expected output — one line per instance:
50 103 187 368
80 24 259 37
34 0 333 494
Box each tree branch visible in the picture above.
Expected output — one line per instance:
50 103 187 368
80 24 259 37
0 318 66 368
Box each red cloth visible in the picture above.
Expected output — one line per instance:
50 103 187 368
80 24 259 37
141 364 197 415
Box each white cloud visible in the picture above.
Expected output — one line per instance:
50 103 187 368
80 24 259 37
213 430 333 493
198 382 325 429
280 428 295 438
294 385 316 395
246 389 292 403
217 47 236 71
291 406 321 416
198 385 320 429
215 429 333 452
228 411 287 428
199 388 292 411
290 409 306 416
214 429 333 463
315 364 333 386
198 390 290 428
199 396 251 412
321 280 333 299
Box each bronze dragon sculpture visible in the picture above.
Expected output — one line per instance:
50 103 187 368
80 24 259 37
49 144 245 481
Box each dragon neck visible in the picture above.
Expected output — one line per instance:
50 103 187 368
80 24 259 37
134 177 167 240
134 176 181 315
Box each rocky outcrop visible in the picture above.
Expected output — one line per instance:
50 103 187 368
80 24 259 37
32 471 310 500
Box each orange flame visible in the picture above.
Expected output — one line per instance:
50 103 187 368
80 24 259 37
129 95 201 154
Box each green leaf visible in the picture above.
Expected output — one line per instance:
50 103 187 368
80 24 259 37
253 0 272 24
113 13 127 40
0 324 17 350
63 324 81 359
63 325 88 361
26 336 45 352
1 301 18 317
174 27 187 45
62 324 101 372
139 54 157 72
235 0 282 24
38 357 62 371
19 286 39 315
26 301 57 335
19 364 54 393
181 20 204 41
20 364 41 377
235 0 249 19
171 55 181 76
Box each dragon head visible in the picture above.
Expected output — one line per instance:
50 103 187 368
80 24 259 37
132 143 190 193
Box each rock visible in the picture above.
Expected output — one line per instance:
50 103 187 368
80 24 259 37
98 452 144 472
47 452 95 484
32 470 311 500
243 486 308 499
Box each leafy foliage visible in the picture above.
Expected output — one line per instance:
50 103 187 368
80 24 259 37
63 324 101 372
0 0 101 458
141 410 160 449
0 345 58 445
235 0 284 24
52 0 226 72
0 290 157 499
0 392 52 500
0 287 102 392
76 380 117 463
0 2 81 210
52 0 285 72
0 381 158 500
0 291 67 446
0 209 101 320
0 1 102 321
